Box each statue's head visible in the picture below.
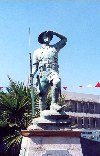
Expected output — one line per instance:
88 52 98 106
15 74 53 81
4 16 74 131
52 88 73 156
38 31 53 44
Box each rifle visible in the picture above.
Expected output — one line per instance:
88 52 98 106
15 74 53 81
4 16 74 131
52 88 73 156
29 53 35 117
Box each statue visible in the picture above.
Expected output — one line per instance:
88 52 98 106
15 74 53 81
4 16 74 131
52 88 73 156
32 31 67 112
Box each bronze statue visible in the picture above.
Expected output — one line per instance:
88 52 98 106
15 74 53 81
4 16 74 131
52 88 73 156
32 31 67 112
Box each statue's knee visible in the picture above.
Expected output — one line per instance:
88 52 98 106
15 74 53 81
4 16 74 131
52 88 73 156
53 78 60 85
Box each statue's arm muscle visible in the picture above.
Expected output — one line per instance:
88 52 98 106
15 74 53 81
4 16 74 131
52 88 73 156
53 32 67 51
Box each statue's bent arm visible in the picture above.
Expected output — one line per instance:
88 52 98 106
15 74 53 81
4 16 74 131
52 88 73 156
52 32 67 51
32 51 39 77
32 63 38 77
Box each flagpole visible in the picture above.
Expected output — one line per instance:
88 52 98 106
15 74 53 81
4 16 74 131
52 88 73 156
28 27 35 117
29 27 31 48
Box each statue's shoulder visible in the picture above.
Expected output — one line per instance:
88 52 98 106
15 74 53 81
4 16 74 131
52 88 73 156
33 48 41 55
50 45 58 52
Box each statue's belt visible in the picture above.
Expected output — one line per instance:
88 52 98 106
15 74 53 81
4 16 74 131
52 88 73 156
39 64 59 71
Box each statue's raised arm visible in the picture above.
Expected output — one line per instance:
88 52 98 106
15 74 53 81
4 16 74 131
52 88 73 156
48 31 67 51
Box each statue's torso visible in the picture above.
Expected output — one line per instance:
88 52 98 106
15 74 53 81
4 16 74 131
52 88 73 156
33 45 59 81
36 46 59 71
38 46 58 64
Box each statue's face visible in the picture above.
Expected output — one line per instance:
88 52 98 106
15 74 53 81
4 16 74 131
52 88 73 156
43 35 51 44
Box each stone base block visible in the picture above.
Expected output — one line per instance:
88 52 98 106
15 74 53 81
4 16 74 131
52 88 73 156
19 130 83 156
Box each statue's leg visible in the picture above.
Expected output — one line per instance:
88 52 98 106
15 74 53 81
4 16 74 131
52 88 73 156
51 77 61 104
39 80 48 111
50 77 61 111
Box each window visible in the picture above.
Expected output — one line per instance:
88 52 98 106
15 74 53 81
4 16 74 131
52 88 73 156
81 102 84 112
75 102 78 112
87 103 89 113
91 103 95 114
75 117 78 124
93 118 96 128
93 104 95 113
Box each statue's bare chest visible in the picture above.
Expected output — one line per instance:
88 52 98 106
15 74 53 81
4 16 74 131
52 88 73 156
37 47 58 62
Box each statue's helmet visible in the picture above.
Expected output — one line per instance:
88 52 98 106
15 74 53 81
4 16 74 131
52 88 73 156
38 31 53 44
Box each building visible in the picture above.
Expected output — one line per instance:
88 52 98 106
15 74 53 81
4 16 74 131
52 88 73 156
63 92 100 129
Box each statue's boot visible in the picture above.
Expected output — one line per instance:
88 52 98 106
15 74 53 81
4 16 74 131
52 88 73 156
50 103 62 111
39 96 47 111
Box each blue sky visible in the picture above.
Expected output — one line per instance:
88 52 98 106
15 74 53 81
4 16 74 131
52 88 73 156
0 1 100 95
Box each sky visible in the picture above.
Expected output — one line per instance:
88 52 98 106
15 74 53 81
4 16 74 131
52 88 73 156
0 1 100 95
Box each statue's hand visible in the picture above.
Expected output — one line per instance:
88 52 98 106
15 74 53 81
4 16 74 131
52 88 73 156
47 31 54 35
48 31 59 36
30 73 34 78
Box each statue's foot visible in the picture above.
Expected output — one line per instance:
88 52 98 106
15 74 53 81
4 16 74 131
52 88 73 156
50 103 62 111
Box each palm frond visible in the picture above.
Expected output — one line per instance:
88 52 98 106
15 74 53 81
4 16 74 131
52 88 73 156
3 133 22 152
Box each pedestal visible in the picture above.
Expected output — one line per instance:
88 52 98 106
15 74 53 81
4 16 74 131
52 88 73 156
19 130 83 156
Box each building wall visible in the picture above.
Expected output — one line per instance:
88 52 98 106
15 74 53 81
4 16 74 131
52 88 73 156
65 100 100 129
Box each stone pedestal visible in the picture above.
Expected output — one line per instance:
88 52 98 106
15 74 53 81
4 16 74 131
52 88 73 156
20 108 83 156
19 130 83 156
27 109 71 130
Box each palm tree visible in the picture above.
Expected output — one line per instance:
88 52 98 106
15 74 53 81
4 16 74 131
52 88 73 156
0 77 70 156
0 77 39 156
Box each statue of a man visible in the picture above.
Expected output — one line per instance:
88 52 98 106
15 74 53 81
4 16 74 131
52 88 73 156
32 31 67 112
